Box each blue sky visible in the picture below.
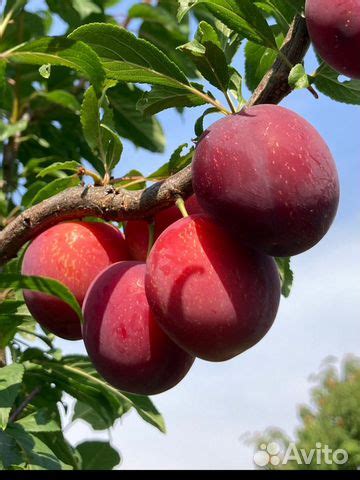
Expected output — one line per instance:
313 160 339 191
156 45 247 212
10 0 360 469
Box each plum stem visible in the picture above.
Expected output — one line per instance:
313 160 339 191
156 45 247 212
175 197 189 218
79 168 103 186
224 90 237 114
306 85 319 99
147 220 155 258
186 85 231 115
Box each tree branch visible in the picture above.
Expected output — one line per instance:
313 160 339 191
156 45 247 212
8 387 41 423
2 134 21 195
0 348 6 367
0 167 193 266
250 15 310 106
0 15 310 267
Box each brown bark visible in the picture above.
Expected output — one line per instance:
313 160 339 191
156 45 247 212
0 16 310 267
0 348 6 367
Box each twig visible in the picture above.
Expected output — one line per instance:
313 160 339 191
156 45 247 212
8 387 41 423
250 15 310 106
0 348 6 368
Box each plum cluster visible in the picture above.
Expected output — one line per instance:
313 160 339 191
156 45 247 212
22 104 340 395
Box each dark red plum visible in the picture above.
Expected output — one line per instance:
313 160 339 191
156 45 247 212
145 215 281 362
125 195 203 261
306 0 360 79
83 261 194 395
192 105 340 256
22 221 130 340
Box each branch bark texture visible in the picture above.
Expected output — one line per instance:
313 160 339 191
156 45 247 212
0 15 310 267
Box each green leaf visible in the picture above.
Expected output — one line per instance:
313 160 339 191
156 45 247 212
19 326 54 348
228 67 245 104
0 118 28 142
24 352 128 433
16 409 61 433
107 84 166 153
245 41 276 91
36 160 81 178
282 0 305 15
0 315 24 348
69 23 190 88
0 302 34 348
39 63 51 79
313 64 360 105
8 37 105 94
113 169 146 191
46 0 103 27
100 97 123 173
178 0 277 49
81 85 101 156
0 191 8 219
0 61 7 103
0 300 24 315
21 181 47 208
137 84 206 116
0 363 25 430
245 26 284 92
125 392 165 432
194 107 218 137
288 63 309 90
0 429 23 469
138 18 198 80
72 401 111 430
255 0 296 34
179 21 230 91
191 12 242 63
32 355 165 433
5 249 26 276
36 90 81 112
0 10 50 53
30 175 80 205
0 1 26 39
21 362 63 411
128 3 180 31
147 162 172 181
76 441 120 470
36 431 81 470
0 274 82 321
148 144 194 179
7 424 72 470
101 124 123 174
276 257 293 298
3 0 27 17
72 0 102 19
169 143 194 173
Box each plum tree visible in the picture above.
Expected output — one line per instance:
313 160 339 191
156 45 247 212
1 0 358 469
21 221 130 340
82 261 194 395
125 195 203 260
145 214 281 362
306 0 360 79
192 105 340 257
